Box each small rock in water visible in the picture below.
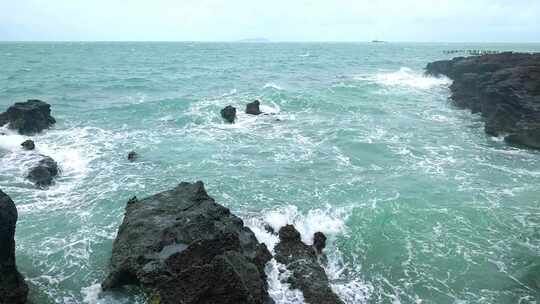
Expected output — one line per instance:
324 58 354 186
264 223 276 235
313 231 327 254
245 100 262 115
127 151 138 161
27 155 59 188
220 105 237 123
0 99 56 135
21 139 35 150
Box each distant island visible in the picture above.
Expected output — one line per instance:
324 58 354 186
237 38 271 43
371 40 387 43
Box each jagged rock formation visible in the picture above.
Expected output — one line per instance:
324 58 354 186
221 105 237 123
103 181 274 304
0 100 56 135
246 100 262 115
274 225 344 304
426 52 540 149
0 189 29 304
27 155 59 188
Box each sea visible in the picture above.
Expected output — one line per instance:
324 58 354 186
1 42 540 304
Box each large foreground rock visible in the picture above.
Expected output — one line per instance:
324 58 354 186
27 155 59 188
274 225 344 304
0 100 56 135
103 181 273 304
0 190 29 304
426 52 540 149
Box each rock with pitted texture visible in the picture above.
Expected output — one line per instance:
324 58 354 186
103 181 274 304
221 105 237 123
0 189 29 304
275 225 344 304
426 52 540 149
0 100 56 135
246 100 262 115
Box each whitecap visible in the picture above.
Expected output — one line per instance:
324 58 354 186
356 67 451 90
263 83 284 91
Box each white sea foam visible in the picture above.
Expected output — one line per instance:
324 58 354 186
81 283 102 304
356 67 451 90
263 82 284 91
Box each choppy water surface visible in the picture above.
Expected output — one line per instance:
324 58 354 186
1 42 540 304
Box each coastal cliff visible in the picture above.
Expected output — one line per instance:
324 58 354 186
426 52 540 148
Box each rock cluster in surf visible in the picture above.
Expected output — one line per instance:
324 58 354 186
0 190 29 304
220 100 264 123
426 52 540 149
103 181 342 304
0 99 56 135
27 155 60 188
275 225 344 304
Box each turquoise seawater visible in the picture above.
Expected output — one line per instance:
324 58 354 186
1 42 540 304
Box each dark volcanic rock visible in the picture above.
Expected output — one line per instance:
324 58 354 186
221 105 237 123
426 52 540 149
313 231 327 255
246 100 263 115
27 155 59 188
21 140 35 151
0 100 56 135
127 151 138 161
103 181 273 304
0 190 29 304
275 225 344 304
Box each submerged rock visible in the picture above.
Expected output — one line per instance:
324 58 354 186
275 225 344 304
246 100 262 115
27 155 59 188
103 181 273 304
426 52 540 149
127 151 138 161
0 100 56 135
0 190 29 304
221 105 237 123
21 140 35 151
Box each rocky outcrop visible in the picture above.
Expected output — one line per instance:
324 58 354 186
313 231 327 255
0 190 29 304
221 105 237 123
21 140 35 151
426 52 540 149
274 225 343 304
0 100 56 135
246 100 262 115
127 151 138 161
27 155 59 188
103 181 274 304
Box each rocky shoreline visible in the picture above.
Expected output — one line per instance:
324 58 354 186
426 52 540 149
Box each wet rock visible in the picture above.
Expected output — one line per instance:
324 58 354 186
0 100 56 135
313 231 327 254
246 100 262 115
103 181 273 304
0 189 29 304
426 52 540 149
275 225 344 304
27 155 59 188
21 140 35 151
127 151 138 161
220 105 237 123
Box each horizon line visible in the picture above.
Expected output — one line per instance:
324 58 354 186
1 40 540 44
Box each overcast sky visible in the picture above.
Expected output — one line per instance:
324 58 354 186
0 0 539 42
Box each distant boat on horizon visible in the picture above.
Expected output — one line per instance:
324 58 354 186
237 38 271 43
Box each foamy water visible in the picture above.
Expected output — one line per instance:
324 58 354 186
1 42 540 304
